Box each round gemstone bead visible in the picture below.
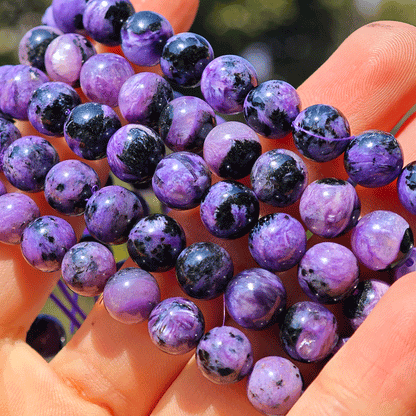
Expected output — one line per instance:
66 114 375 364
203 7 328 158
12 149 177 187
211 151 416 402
196 325 253 384
250 148 308 207
2 136 59 193
160 32 214 88
201 55 258 114
298 242 359 304
52 0 88 33
203 121 262 180
249 213 306 272
225 268 286 330
247 356 303 415
175 242 234 300
393 247 416 281
121 10 173 66
80 53 134 108
84 185 145 245
21 215 76 272
64 102 121 160
44 160 100 216
0 193 40 244
200 180 259 239
292 104 351 162
299 178 361 238
244 79 301 139
42 6 58 28
397 161 416 215
127 214 186 272
148 297 205 354
152 152 211 210
351 210 413 270
344 130 403 187
0 118 21 170
28 81 81 136
280 301 338 363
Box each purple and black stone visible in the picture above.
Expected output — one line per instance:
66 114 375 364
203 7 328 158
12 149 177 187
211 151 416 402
44 160 100 216
2 136 59 193
292 104 351 162
393 247 416 281
160 32 214 88
225 268 286 330
121 10 173 66
175 242 234 300
280 301 338 363
248 213 306 272
299 178 361 238
107 124 165 184
51 0 88 34
250 148 308 207
243 79 301 139
200 180 259 239
127 213 186 272
158 96 216 153
83 0 135 46
344 130 403 187
201 54 258 115
28 82 81 136
0 118 21 171
148 297 205 355
64 102 121 160
196 325 253 384
397 161 416 215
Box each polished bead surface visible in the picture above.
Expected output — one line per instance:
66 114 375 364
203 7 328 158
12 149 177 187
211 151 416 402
393 247 416 281
0 118 21 170
397 161 416 215
0 180 6 196
52 0 87 33
42 6 58 28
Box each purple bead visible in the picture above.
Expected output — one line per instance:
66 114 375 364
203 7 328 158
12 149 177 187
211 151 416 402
175 242 234 300
250 148 308 207
344 130 403 187
80 53 134 107
42 6 58 28
200 181 259 239
331 337 350 355
225 268 286 330
118 72 173 129
299 178 361 238
0 180 6 196
292 104 351 162
203 121 262 180
152 152 211 210
343 279 390 330
244 80 301 139
52 0 88 33
393 247 416 281
298 242 359 304
121 11 173 66
0 118 21 170
148 297 205 354
280 301 338 363
247 356 303 415
62 241 116 296
83 0 134 46
106 124 165 184
45 34 96 87
249 213 306 272
21 215 76 272
0 193 40 244
351 210 413 270
104 267 161 324
127 214 186 272
158 96 216 153
44 160 100 216
3 136 59 192
160 32 214 88
201 55 258 114
196 325 253 384
28 81 81 136
397 161 416 215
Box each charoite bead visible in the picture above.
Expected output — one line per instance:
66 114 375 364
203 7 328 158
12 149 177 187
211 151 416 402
0 180 6 196
42 6 58 28
393 247 416 281
0 118 21 171
397 161 416 215
51 0 88 33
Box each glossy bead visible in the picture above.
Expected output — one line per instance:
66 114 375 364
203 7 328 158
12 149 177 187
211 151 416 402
196 325 253 384
42 6 58 28
393 247 416 281
397 161 416 215
299 178 361 238
344 130 403 187
0 118 21 170
200 180 259 239
127 214 186 272
292 104 351 162
225 268 286 330
250 148 308 207
148 297 205 354
249 213 306 272
21 215 76 272
351 210 413 270
52 0 88 33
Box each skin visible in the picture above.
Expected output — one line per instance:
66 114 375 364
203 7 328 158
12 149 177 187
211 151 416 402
2 2 416 416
